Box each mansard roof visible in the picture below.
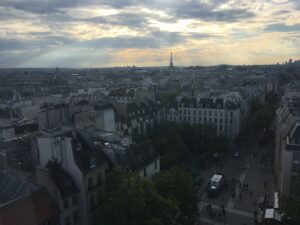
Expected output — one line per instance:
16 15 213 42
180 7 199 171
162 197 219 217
72 131 110 174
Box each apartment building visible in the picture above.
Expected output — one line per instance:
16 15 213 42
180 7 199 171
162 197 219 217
36 130 111 225
167 92 246 139
275 93 300 194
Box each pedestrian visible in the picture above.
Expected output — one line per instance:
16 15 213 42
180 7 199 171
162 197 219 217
206 204 210 212
210 211 213 220
222 208 226 217
250 190 253 198
254 210 257 218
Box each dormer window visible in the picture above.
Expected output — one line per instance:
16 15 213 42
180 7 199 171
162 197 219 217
90 158 96 168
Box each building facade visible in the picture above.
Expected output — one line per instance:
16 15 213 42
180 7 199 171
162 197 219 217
275 94 300 194
167 93 246 139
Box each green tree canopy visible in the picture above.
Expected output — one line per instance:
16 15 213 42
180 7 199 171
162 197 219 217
98 167 199 225
98 168 178 225
153 167 199 225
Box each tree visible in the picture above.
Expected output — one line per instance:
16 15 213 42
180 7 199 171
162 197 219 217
153 167 199 225
249 99 277 131
97 168 178 225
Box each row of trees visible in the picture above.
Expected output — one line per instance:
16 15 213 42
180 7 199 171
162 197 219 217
97 167 199 225
246 92 279 133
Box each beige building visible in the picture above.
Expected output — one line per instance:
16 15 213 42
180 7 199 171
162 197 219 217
167 92 246 139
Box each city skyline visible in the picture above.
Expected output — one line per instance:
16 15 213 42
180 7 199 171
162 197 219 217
0 0 300 68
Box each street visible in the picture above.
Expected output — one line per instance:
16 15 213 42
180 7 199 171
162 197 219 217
197 138 276 225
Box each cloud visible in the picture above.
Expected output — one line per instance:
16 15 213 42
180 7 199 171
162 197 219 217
0 0 146 14
264 23 300 32
82 12 149 29
0 36 72 52
0 0 77 14
77 31 186 49
167 0 255 22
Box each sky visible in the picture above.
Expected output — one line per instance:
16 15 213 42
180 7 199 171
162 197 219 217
0 0 300 68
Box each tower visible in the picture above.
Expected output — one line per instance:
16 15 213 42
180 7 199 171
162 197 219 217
169 52 174 69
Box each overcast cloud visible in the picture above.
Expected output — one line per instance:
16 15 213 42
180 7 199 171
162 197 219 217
0 0 299 67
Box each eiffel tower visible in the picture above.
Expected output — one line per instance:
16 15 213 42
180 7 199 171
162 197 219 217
169 52 174 69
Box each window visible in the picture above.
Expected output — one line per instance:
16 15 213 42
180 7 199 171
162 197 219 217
219 112 223 116
193 117 196 122
204 111 207 116
219 125 223 131
179 109 182 114
88 176 94 190
73 211 79 224
90 158 96 168
63 199 69 209
143 168 147 177
219 118 223 123
179 116 182 121
230 112 233 117
193 110 196 115
214 111 217 116
199 110 202 115
97 172 102 185
64 216 70 225
209 111 212 116
183 109 186 114
230 119 233 124
204 118 207 123
72 195 77 206
214 118 217 123
225 119 228 124
97 190 102 204
89 195 95 212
